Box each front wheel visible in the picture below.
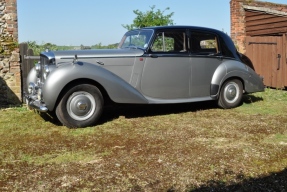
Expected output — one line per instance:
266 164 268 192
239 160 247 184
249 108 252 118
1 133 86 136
218 79 243 109
56 84 103 128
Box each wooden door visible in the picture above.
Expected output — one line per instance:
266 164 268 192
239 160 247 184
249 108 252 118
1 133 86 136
283 34 287 87
246 36 284 88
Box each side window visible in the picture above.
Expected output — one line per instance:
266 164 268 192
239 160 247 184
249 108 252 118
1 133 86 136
151 31 187 53
190 31 219 55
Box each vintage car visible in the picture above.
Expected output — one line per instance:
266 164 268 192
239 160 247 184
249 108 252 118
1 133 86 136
25 26 264 128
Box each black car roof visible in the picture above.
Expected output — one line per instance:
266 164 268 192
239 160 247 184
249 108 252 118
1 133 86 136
137 25 240 60
141 25 222 33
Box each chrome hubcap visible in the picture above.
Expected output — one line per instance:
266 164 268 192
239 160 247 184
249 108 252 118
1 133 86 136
77 102 88 110
67 91 96 121
224 82 239 104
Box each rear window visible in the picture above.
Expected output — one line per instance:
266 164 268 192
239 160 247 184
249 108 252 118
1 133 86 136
190 31 219 55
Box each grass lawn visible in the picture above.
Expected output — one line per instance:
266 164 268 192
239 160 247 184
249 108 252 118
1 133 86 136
0 88 287 191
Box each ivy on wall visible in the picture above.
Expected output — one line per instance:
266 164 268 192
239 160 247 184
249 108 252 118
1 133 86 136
0 36 17 56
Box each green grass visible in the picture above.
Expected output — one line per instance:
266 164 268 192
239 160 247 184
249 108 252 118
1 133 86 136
0 89 287 191
236 88 287 115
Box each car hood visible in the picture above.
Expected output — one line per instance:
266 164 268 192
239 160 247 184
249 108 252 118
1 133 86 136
53 48 144 61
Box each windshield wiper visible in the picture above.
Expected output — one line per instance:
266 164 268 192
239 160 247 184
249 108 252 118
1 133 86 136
124 45 138 49
123 46 145 51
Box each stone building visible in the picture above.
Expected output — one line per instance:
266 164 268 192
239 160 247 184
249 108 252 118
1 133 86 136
0 0 20 107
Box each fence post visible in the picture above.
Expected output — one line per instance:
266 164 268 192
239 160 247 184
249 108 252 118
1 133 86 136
19 43 37 103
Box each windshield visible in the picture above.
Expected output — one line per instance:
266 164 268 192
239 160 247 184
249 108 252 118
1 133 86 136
118 29 154 50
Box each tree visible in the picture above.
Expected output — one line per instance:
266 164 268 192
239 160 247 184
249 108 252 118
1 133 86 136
91 43 118 49
27 41 58 55
122 5 174 30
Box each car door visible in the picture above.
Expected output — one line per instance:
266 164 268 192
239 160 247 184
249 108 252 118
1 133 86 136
140 29 191 99
189 30 223 98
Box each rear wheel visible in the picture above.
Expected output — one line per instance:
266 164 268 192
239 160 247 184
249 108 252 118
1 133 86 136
218 79 243 109
56 84 103 128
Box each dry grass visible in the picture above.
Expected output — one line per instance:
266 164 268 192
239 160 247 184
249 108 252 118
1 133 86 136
0 88 287 191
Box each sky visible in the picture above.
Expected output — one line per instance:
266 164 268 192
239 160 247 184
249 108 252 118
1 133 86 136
17 0 287 46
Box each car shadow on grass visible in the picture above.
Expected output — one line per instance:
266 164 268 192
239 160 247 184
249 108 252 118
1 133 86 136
99 100 218 123
99 93 263 124
38 111 63 126
37 100 218 126
38 94 263 127
241 94 264 104
188 168 287 192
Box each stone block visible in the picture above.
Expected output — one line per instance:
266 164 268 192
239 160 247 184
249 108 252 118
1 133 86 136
10 53 19 62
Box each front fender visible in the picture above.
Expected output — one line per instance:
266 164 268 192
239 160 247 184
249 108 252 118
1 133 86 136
43 62 148 111
26 67 37 91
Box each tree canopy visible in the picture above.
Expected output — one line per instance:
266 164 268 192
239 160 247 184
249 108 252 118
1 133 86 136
122 5 174 30
27 41 58 55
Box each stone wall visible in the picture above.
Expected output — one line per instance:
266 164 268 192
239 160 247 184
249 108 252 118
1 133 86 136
230 0 287 53
0 0 20 107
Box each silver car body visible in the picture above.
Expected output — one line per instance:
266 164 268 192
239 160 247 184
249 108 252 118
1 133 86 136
25 26 264 127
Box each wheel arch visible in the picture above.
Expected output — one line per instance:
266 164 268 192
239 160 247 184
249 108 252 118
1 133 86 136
211 74 245 99
53 78 111 112
210 60 249 99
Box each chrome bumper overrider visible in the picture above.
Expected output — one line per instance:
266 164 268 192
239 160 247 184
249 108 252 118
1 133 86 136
25 93 48 112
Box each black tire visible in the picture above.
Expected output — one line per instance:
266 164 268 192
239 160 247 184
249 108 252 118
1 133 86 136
218 79 243 109
56 84 103 128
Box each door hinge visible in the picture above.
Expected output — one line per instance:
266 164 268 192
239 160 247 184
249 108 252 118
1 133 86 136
248 42 277 45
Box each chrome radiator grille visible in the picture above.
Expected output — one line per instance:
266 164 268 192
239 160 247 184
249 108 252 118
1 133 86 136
39 56 49 83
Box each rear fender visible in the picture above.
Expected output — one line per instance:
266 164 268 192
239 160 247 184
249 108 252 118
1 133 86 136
210 60 263 98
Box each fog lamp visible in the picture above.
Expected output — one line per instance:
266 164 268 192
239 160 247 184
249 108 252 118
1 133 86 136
35 62 41 78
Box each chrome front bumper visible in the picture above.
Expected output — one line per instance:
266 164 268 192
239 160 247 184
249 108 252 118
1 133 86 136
24 92 48 112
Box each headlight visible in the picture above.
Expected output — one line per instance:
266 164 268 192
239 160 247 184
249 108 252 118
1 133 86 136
43 65 50 80
28 82 35 94
35 62 41 78
28 82 38 95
